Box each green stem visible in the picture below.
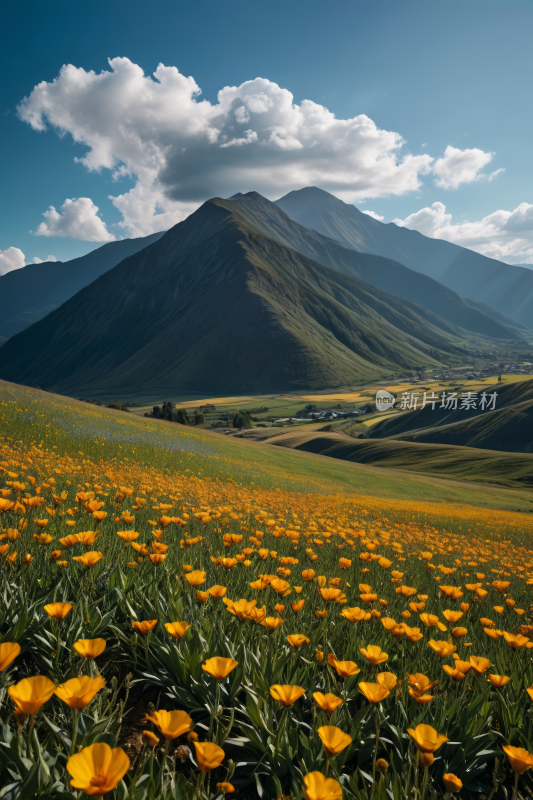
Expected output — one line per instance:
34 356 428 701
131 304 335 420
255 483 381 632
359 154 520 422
421 765 429 800
414 749 420 794
325 753 330 778
71 709 79 755
371 707 380 799
513 770 519 800
27 715 35 760
208 681 221 741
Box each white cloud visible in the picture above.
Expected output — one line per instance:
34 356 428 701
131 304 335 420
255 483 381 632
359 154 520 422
393 201 533 264
0 249 59 276
17 57 436 237
393 202 452 237
0 247 26 276
32 255 57 264
362 210 385 221
33 197 115 241
432 145 497 190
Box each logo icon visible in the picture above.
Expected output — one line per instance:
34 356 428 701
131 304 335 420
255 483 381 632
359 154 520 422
375 390 395 412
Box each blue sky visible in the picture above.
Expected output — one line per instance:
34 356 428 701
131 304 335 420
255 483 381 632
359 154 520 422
2 0 533 270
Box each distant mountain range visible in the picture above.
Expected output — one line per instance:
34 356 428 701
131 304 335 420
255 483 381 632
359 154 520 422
276 187 533 328
0 193 525 396
0 232 164 342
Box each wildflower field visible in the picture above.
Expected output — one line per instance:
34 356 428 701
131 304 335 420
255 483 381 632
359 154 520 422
1 383 533 799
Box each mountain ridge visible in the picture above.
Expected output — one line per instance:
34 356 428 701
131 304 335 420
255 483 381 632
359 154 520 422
0 195 513 395
275 186 533 328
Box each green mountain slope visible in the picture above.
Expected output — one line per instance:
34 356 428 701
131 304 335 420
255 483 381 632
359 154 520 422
0 198 511 395
228 193 526 341
276 186 533 329
0 232 164 340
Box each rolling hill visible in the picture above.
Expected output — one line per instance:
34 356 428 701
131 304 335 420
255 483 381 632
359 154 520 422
366 377 533 453
276 186 533 329
0 196 516 396
0 232 164 340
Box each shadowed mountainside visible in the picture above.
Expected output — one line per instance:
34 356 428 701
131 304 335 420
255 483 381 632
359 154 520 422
0 196 514 395
276 186 533 329
0 232 164 340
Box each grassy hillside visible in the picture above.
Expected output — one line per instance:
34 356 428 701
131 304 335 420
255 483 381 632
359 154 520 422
268 430 533 494
367 378 533 452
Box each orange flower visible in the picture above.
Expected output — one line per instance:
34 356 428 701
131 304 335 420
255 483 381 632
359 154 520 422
469 656 491 676
186 570 206 586
359 645 388 665
132 620 157 634
194 741 225 771
318 725 352 754
72 551 103 568
407 724 448 753
208 585 227 598
270 685 305 706
488 674 510 688
0 642 21 672
202 657 238 682
376 672 398 690
358 682 390 704
44 602 73 621
327 655 360 678
165 621 190 639
502 745 533 774
313 692 343 714
263 616 284 630
287 634 310 648
146 709 192 740
292 600 305 613
116 531 139 542
149 553 166 564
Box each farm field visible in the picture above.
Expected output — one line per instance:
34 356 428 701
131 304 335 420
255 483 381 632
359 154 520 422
1 380 533 798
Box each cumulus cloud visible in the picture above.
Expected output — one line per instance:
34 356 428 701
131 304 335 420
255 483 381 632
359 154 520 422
394 201 533 264
33 197 115 241
432 145 499 189
0 249 59 276
393 202 452 237
0 247 26 276
362 210 385 221
32 255 57 264
17 57 436 237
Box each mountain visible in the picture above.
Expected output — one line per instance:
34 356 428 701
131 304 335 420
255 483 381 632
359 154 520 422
366 378 533 453
227 193 527 341
276 187 533 329
0 232 164 340
0 195 516 396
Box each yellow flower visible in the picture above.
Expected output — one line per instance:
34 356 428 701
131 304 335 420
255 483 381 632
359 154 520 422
72 551 103 568
116 531 139 542
186 570 206 586
443 774 462 792
376 672 397 690
73 639 106 659
502 745 533 774
428 639 456 657
55 676 106 710
165 621 191 639
44 602 73 621
194 741 225 771
142 730 159 747
443 665 466 682
196 591 209 604
488 674 511 688
0 642 21 672
318 725 352 754
66 742 129 795
469 656 491 676
202 657 238 682
341 607 368 623
132 620 157 634
302 569 315 581
216 782 235 794
8 676 56 716
359 645 388 665
327 655 360 677
503 632 530 649
442 610 463 623
208 585 227 598
263 616 284 630
303 771 342 800
145 709 193 740
407 724 448 753
270 685 306 706
451 627 468 639
358 682 390 704
287 634 310 648
313 692 343 714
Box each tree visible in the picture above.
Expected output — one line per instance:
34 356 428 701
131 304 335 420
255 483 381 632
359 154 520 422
232 409 253 429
